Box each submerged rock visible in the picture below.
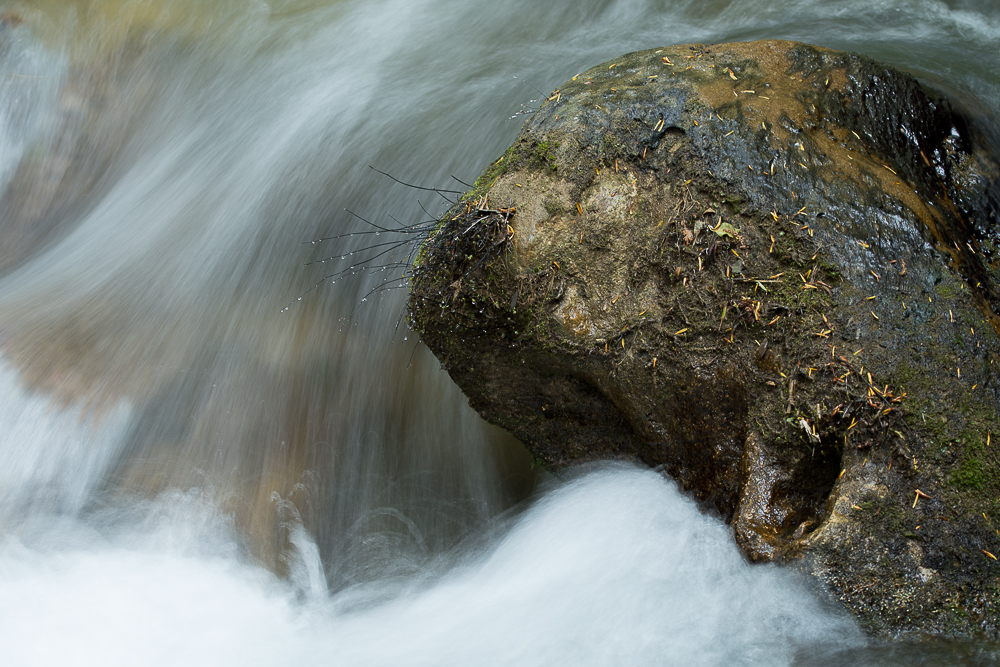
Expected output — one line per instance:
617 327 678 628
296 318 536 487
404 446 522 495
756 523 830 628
410 40 1000 638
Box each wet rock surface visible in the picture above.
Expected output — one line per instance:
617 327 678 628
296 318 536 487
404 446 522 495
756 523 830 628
410 40 1000 638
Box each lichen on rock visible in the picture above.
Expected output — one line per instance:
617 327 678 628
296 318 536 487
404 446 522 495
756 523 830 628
409 40 1000 639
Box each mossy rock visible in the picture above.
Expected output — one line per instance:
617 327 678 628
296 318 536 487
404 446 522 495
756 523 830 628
410 40 1000 639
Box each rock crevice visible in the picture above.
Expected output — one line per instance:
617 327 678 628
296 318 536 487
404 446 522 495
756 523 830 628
411 40 1000 638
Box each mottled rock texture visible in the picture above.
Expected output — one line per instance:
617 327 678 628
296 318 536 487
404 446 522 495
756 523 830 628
410 40 1000 639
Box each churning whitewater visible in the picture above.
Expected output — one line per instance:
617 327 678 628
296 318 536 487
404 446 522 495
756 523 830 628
0 460 863 666
0 0 998 664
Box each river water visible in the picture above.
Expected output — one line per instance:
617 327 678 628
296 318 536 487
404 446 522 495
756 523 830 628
0 1 997 665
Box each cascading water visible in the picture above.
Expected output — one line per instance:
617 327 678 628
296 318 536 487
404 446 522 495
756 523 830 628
0 1 997 664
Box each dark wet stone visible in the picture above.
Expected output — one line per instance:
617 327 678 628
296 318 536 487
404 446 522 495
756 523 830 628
410 40 1000 639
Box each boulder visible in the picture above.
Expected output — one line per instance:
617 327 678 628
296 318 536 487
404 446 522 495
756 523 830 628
409 40 1000 638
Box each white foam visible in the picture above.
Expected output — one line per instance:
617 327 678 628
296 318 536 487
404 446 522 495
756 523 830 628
0 469 863 667
0 1 995 664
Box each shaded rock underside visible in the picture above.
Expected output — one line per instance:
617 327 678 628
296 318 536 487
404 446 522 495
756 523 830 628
411 40 1000 639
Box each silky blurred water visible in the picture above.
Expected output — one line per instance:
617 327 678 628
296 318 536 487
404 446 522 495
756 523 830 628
0 0 998 664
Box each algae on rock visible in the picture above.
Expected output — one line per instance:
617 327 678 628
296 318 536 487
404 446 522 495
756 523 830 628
409 40 1000 639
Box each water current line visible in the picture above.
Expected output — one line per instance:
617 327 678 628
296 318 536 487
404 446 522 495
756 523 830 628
0 0 997 663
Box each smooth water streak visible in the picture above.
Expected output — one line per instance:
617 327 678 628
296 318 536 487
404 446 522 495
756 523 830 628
0 0 998 663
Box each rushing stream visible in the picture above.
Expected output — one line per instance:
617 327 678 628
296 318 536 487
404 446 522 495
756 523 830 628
0 0 998 664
